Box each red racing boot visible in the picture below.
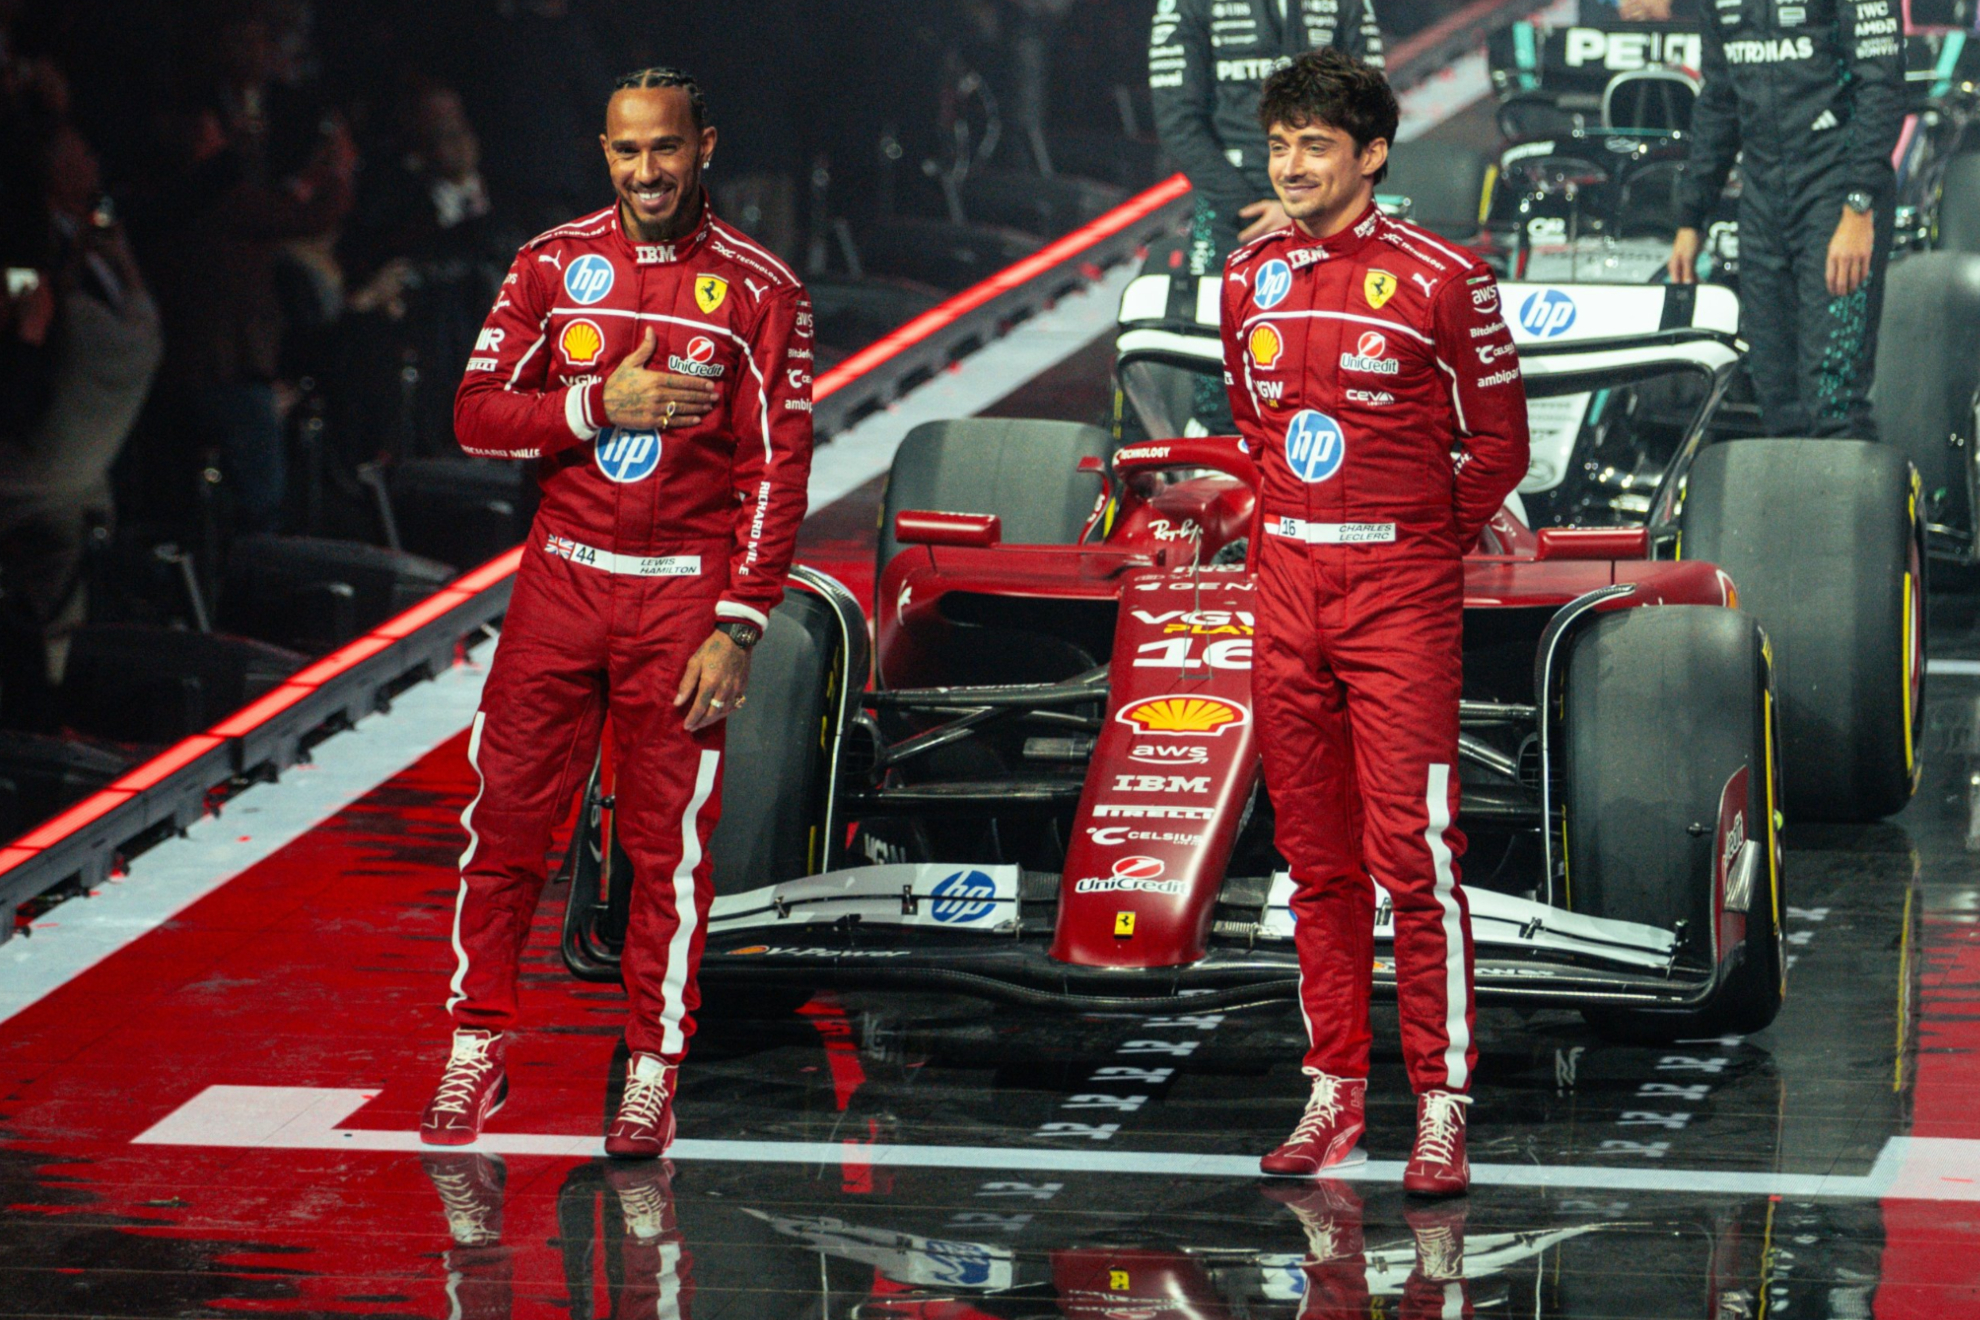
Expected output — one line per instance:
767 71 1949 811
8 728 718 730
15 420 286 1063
1260 1073 1367 1176
1402 1089 1471 1197
606 1053 678 1158
420 1029 508 1146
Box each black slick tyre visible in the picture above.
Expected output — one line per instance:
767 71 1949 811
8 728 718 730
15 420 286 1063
1565 607 1785 1043
1678 438 1924 822
876 418 1113 589
560 586 843 1018
1871 252 1980 561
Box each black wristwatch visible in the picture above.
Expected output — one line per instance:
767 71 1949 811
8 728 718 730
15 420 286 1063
715 620 762 650
1845 190 1876 215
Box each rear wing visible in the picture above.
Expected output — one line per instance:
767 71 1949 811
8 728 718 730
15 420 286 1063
1117 273 1740 360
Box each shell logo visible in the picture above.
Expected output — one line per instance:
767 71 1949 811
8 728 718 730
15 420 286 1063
1249 323 1283 369
1116 695 1249 737
559 318 605 367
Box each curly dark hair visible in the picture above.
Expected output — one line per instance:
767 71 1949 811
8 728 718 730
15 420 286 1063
613 66 711 130
1256 48 1398 186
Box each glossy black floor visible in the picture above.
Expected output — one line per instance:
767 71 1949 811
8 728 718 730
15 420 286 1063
5 356 1977 1315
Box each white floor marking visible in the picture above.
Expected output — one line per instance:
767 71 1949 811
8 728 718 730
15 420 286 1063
1928 658 1980 676
0 656 491 1027
135 1084 1956 1202
808 263 1137 510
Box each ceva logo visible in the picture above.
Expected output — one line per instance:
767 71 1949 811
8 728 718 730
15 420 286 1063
930 870 998 924
1517 289 1577 338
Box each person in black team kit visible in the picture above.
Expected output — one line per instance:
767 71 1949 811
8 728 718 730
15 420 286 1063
1149 0 1384 277
1669 0 1906 440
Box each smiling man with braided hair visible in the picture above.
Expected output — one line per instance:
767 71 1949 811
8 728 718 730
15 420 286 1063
423 66 814 1158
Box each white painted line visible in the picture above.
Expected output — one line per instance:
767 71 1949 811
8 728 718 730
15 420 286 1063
1928 659 1980 676
0 655 491 1028
133 1085 1945 1202
808 263 1138 510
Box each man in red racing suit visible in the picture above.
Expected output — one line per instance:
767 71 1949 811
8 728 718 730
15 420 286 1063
422 68 814 1157
1221 51 1528 1196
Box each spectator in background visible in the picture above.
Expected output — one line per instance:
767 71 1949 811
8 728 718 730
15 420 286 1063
0 119 161 691
1149 0 1384 276
461 0 613 231
144 2 355 535
337 82 521 457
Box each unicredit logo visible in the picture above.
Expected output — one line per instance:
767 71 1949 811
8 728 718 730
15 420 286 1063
1340 330 1399 375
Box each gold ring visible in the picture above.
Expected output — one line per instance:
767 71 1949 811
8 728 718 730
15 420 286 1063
658 414 670 431
665 400 678 418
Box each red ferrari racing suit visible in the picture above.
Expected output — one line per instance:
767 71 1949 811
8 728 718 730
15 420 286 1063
450 198 814 1061
1221 202 1527 1094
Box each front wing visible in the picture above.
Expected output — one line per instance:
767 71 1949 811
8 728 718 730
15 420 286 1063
695 864 1714 1013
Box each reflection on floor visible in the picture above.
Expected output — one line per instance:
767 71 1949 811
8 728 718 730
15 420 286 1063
6 473 1980 1319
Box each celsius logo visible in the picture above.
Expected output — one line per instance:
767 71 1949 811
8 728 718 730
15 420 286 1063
930 869 998 924
1517 289 1577 339
1284 410 1346 483
564 253 615 305
1252 258 1292 310
595 428 662 483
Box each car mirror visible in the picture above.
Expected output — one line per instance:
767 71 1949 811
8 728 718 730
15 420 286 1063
895 510 1003 548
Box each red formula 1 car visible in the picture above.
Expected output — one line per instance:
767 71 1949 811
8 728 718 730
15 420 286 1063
560 279 1923 1038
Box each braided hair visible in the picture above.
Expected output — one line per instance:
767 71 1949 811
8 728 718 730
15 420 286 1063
612 67 710 130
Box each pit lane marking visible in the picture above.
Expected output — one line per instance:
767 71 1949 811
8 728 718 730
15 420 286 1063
134 1084 1974 1202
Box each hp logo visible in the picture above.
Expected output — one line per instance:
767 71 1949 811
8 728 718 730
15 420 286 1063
1283 410 1346 484
595 428 662 483
1252 258 1293 310
930 870 998 924
1517 289 1577 339
564 253 616 305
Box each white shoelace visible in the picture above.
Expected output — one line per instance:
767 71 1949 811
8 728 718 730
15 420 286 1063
1412 1223 1463 1280
617 1178 673 1241
428 1163 499 1245
1287 1074 1357 1145
1413 1091 1472 1166
618 1059 675 1130
429 1033 500 1117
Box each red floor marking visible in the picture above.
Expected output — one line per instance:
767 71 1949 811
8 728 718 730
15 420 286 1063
0 732 639 1315
1880 912 1980 1313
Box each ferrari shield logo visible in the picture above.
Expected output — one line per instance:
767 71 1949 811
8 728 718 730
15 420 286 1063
694 275 728 314
1364 270 1398 309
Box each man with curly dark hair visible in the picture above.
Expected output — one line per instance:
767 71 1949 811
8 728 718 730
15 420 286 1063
1223 48 1528 1197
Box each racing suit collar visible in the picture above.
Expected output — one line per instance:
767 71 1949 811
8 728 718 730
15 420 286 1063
611 190 717 264
1287 199 1384 263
